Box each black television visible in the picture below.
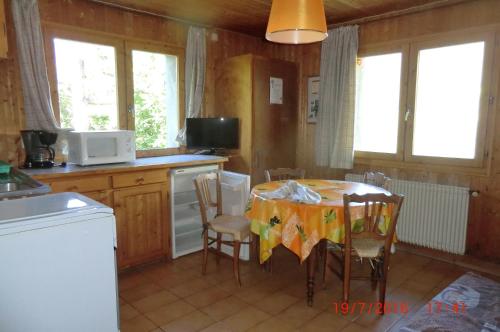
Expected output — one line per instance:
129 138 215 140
186 117 239 152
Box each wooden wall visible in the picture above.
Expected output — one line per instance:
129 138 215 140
0 0 498 260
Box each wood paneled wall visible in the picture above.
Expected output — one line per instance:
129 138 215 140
0 0 498 259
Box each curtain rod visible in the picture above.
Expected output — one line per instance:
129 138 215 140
87 0 210 29
328 0 472 28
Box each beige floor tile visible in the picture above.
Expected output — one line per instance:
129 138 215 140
247 317 297 332
121 303 141 321
121 283 164 303
132 290 179 314
169 277 212 298
160 310 214 332
184 287 231 308
199 321 234 332
299 312 350 332
145 300 196 326
120 315 157 332
200 296 249 321
222 306 270 332
252 292 300 315
119 273 154 292
275 301 322 328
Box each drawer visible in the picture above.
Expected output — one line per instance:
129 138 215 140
112 169 167 188
49 176 111 193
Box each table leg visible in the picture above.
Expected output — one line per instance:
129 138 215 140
306 245 317 306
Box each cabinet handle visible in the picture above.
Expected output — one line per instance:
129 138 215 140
68 185 78 191
136 177 145 183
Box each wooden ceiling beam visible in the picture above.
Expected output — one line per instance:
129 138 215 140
328 0 473 27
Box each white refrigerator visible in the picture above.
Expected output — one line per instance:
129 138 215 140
170 166 251 259
0 193 119 332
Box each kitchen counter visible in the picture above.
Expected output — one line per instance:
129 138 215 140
22 154 228 180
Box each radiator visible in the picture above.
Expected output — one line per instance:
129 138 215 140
345 174 469 255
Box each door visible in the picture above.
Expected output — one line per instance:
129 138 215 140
113 183 170 269
125 41 184 157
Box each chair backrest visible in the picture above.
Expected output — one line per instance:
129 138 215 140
193 172 222 226
343 193 404 254
363 171 391 190
264 168 305 182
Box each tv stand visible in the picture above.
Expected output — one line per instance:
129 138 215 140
193 149 231 156
194 149 217 155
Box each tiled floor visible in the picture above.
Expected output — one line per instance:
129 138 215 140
118 248 499 332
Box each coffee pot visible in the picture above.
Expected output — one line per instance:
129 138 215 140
20 130 58 168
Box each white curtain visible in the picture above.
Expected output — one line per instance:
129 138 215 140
12 0 59 131
176 26 206 145
315 26 358 169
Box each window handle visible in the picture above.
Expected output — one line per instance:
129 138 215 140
128 105 135 117
405 107 411 122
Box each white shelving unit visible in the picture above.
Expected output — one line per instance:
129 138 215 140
170 165 251 260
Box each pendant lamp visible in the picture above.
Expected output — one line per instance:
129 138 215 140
265 0 328 44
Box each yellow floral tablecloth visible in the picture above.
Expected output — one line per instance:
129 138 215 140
245 179 393 263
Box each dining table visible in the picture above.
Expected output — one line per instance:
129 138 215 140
244 179 392 306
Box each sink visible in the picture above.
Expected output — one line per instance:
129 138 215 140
0 166 51 199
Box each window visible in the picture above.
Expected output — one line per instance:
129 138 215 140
354 32 494 168
46 28 184 155
53 38 119 131
354 52 402 154
412 42 485 159
130 49 179 150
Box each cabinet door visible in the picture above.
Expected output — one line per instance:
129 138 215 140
0 0 7 59
113 183 170 269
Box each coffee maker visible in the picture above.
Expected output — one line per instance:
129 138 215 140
21 130 58 168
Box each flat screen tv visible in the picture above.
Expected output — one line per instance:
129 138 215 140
186 118 239 151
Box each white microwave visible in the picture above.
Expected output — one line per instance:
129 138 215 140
68 130 136 166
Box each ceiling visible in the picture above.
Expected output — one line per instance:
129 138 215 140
95 0 459 36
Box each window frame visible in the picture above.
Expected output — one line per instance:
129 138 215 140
354 29 497 171
354 43 409 162
43 25 186 157
125 41 185 158
404 31 495 168
44 26 127 130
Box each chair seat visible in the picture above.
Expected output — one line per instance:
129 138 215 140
209 215 250 241
352 238 385 258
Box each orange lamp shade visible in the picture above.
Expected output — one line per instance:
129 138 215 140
266 0 328 44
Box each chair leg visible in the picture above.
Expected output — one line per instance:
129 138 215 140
343 252 351 303
379 257 390 315
202 230 209 275
233 241 241 286
370 261 378 291
216 233 222 264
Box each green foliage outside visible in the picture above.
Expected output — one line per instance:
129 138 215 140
134 89 167 150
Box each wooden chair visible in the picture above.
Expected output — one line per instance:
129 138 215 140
323 193 404 313
264 168 306 182
193 172 251 286
363 171 391 190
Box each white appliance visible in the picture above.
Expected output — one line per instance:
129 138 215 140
170 166 251 259
0 193 119 332
68 130 135 166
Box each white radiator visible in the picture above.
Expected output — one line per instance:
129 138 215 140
345 174 469 255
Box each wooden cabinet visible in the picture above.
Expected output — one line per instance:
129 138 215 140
83 190 113 207
45 169 171 270
215 54 298 185
0 0 7 59
113 183 170 269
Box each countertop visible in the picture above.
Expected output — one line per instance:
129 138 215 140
21 154 228 180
